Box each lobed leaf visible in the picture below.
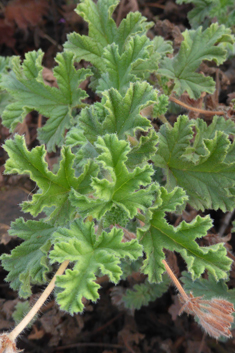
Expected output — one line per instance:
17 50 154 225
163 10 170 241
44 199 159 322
49 219 142 313
70 134 158 219
1 50 92 151
1 218 56 298
158 23 233 98
4 135 99 224
176 0 235 28
153 115 235 211
97 36 159 93
181 271 235 300
138 187 232 282
64 0 153 72
123 275 171 310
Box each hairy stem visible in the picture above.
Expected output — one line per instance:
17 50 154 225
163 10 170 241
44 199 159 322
8 260 69 342
169 96 225 116
158 114 172 128
135 212 146 223
162 259 189 302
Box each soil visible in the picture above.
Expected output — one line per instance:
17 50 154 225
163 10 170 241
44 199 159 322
1 1 235 352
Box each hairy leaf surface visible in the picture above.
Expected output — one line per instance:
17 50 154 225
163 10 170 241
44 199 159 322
153 115 235 211
138 187 232 282
73 81 156 149
4 135 99 224
123 275 170 310
181 271 235 300
97 37 159 93
1 218 56 298
64 0 153 72
158 24 233 98
70 134 158 219
176 0 235 28
49 219 142 313
1 50 91 151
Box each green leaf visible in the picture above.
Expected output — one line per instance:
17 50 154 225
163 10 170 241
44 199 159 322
97 36 157 93
152 94 169 118
64 0 119 72
1 50 92 151
176 0 215 28
3 135 99 224
158 24 233 98
180 271 235 300
152 36 173 58
182 116 235 163
126 130 158 169
123 275 171 310
153 115 235 211
64 0 153 72
12 301 33 327
70 134 158 219
100 82 156 137
138 186 232 283
176 0 235 28
49 219 142 313
0 218 56 298
76 81 157 146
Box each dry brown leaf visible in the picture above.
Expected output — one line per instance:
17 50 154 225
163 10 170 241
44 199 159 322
0 19 16 48
154 19 184 50
5 0 49 30
179 92 206 119
168 295 181 321
42 67 59 88
27 325 45 340
118 315 145 353
60 4 81 26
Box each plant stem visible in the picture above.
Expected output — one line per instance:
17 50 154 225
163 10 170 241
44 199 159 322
135 212 146 223
162 259 189 302
96 219 103 236
169 96 225 116
8 260 69 342
158 114 172 128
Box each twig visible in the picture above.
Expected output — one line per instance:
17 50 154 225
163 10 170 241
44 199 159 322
169 96 225 116
145 3 165 9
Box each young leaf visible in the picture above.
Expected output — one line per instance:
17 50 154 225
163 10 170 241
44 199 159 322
100 82 157 137
75 81 157 147
64 0 153 72
158 24 233 99
1 50 92 151
1 218 56 298
138 186 232 282
3 135 99 224
182 116 235 163
49 219 142 314
153 115 235 211
97 36 159 93
70 134 158 219
123 275 171 310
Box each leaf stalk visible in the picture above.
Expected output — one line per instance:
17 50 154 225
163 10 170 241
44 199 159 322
8 260 69 342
